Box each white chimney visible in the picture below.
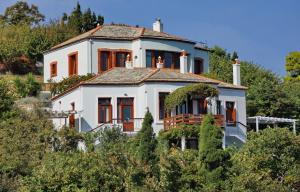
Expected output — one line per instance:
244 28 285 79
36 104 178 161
153 18 163 32
156 56 163 69
125 54 133 69
180 50 188 74
233 58 241 85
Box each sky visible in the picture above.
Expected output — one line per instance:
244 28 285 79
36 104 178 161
1 0 299 76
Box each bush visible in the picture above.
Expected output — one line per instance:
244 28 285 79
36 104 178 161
50 74 95 95
14 73 41 97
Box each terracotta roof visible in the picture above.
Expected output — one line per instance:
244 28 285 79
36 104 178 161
51 68 247 101
48 25 195 52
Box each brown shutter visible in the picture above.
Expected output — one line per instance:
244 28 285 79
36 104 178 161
232 108 236 123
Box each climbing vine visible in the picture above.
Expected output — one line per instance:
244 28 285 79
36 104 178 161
164 83 218 111
158 124 199 140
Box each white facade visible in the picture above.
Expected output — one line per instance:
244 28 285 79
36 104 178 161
51 81 247 146
44 38 209 83
47 21 247 146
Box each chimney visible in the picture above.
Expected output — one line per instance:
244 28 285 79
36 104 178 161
125 54 133 69
153 18 163 32
180 50 188 74
156 56 163 69
233 58 241 85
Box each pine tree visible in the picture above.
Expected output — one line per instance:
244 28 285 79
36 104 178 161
198 115 230 190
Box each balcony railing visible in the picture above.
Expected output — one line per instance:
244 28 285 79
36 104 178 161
164 114 224 130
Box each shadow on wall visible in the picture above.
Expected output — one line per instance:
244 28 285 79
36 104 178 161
74 117 93 132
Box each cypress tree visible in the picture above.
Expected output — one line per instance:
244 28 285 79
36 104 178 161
136 111 157 164
198 115 230 190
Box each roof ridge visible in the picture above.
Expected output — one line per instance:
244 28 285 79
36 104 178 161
138 68 159 83
90 25 103 35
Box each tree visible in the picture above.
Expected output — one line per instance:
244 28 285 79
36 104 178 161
64 2 104 34
0 78 15 119
0 1 44 26
198 115 230 191
285 51 300 80
230 128 300 191
136 111 157 163
0 110 54 191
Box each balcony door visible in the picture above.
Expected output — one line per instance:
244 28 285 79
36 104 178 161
117 98 134 132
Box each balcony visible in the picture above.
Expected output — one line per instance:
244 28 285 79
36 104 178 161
164 114 224 130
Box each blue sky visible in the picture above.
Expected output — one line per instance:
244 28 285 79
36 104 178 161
1 0 299 76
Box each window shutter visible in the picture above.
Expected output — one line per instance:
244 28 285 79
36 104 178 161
232 108 237 122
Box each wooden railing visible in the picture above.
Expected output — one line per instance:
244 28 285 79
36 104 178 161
164 114 224 130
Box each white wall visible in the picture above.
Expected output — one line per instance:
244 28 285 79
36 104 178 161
51 87 83 129
44 38 209 83
44 41 89 83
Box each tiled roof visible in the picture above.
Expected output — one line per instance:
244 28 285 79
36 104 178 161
84 68 247 90
51 68 247 100
49 25 194 51
85 67 156 85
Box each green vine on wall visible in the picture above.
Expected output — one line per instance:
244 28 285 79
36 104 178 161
158 124 199 140
164 83 219 111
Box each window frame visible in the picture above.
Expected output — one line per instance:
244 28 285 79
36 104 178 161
98 49 132 73
146 50 181 69
158 92 170 120
225 101 236 126
50 61 57 77
98 98 112 124
68 51 78 76
194 57 204 74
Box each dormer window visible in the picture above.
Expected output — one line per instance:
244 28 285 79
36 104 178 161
146 50 180 69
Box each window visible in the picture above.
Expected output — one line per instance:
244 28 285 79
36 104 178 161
98 98 112 123
216 100 222 115
194 58 204 74
159 92 170 120
68 52 78 76
116 52 129 67
226 101 236 125
146 51 153 68
98 49 131 73
99 51 110 73
146 50 180 69
197 99 207 114
50 61 57 77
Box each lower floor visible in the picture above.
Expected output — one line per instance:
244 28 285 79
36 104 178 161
51 82 247 145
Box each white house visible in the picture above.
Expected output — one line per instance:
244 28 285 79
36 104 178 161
45 19 247 146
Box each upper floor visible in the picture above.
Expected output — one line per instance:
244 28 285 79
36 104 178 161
44 19 210 83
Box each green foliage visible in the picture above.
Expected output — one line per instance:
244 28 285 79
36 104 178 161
0 2 103 74
0 1 44 26
198 115 230 191
50 74 95 95
159 124 199 140
14 73 41 97
285 51 300 79
63 2 104 34
165 83 218 111
135 111 157 163
0 78 15 119
208 46 287 117
0 110 54 191
230 128 300 191
159 149 200 191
